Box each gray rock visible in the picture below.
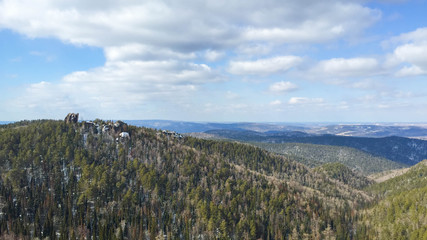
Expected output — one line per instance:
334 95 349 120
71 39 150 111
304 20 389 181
64 113 79 124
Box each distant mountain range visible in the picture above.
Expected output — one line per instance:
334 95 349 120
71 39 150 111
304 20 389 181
201 129 427 166
126 120 310 133
253 142 406 175
127 120 427 139
125 120 427 170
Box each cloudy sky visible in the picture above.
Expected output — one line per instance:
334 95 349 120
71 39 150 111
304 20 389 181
1 0 427 122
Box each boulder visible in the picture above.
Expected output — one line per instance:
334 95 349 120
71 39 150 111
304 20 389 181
112 120 128 134
64 113 79 124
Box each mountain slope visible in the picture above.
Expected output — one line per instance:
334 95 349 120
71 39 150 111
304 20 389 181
0 119 371 239
314 162 373 189
357 160 427 239
204 129 427 166
253 142 406 175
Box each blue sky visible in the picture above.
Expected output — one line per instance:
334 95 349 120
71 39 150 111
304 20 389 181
1 0 427 122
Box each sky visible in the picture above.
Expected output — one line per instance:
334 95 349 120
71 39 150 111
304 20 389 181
1 0 427 122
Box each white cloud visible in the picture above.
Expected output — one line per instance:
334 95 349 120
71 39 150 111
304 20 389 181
228 56 302 75
14 60 220 119
104 44 196 62
313 57 380 77
393 43 427 67
385 28 427 77
242 2 379 43
0 0 386 120
237 44 273 56
0 0 380 51
269 81 298 93
269 100 282 106
205 50 225 62
396 65 426 77
385 27 427 46
288 97 324 105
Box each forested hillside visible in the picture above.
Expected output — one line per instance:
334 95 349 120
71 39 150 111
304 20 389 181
0 120 371 239
358 161 427 239
253 142 406 175
204 129 427 166
314 163 373 189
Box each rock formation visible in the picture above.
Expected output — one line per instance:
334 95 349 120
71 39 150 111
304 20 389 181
64 113 79 124
112 120 128 135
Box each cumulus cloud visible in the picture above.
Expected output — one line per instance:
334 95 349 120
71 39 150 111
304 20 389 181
14 60 220 118
0 0 380 51
395 65 426 77
269 81 298 93
104 44 197 62
229 56 302 75
312 57 380 77
269 100 282 106
288 97 324 105
237 44 273 56
393 43 427 76
242 2 379 43
385 28 427 77
385 27 427 46
0 0 385 119
205 50 225 62
393 43 427 66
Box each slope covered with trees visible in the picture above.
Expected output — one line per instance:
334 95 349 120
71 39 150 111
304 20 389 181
0 120 371 239
314 163 373 189
205 129 427 166
357 161 427 239
253 142 406 175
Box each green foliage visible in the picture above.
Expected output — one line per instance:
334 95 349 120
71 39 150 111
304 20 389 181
358 161 427 239
206 129 427 166
0 120 371 239
314 162 373 189
367 160 427 196
254 142 406 175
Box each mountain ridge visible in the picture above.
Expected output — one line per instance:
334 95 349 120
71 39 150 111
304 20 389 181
202 129 427 166
0 119 371 239
253 142 406 175
128 120 427 139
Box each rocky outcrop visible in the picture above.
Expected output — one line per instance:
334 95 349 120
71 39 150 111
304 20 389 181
64 113 79 124
112 120 128 135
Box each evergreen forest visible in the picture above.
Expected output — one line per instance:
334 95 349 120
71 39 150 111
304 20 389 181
0 119 426 239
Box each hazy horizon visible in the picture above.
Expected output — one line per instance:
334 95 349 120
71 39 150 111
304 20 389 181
3 118 427 126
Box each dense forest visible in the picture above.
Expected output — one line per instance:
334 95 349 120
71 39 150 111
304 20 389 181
0 119 426 239
313 163 372 190
357 160 427 239
203 129 427 166
253 142 406 175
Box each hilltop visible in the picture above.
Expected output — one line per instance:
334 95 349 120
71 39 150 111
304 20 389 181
0 118 371 239
2 117 427 239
